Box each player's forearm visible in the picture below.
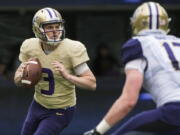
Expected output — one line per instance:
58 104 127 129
104 69 143 125
95 96 136 135
14 64 24 86
14 70 23 86
105 96 135 126
66 74 96 90
95 70 142 134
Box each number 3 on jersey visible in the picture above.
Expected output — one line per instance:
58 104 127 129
163 42 180 70
41 68 55 95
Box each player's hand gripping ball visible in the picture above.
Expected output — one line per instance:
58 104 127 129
21 58 42 88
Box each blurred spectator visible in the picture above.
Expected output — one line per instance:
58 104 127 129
0 44 19 80
92 43 120 77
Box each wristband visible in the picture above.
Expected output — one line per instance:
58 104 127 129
96 119 111 134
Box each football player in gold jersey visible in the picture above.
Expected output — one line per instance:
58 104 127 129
14 7 96 135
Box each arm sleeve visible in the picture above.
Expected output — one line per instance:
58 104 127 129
125 58 147 74
74 62 90 75
122 38 145 65
70 41 90 67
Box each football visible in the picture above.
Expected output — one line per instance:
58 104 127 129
21 58 42 88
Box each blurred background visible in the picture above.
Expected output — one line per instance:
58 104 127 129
0 0 180 134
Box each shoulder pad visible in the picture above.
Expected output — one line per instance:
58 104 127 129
122 38 144 65
71 41 86 54
67 40 89 67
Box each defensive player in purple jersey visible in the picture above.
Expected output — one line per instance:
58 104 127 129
84 2 180 135
14 7 96 135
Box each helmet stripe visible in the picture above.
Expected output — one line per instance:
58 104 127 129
45 8 53 18
149 2 158 29
147 3 152 29
155 4 159 29
52 9 58 17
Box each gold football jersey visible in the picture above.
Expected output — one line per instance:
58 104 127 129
19 38 89 109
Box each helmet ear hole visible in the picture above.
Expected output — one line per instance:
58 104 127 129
142 19 148 27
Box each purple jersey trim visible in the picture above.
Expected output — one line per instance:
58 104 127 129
122 39 144 65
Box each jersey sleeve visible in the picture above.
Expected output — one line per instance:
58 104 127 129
70 41 90 67
125 58 147 74
122 38 144 65
19 39 30 62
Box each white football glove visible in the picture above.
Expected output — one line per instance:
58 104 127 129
83 129 101 135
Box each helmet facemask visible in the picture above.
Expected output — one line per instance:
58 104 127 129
41 21 65 46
